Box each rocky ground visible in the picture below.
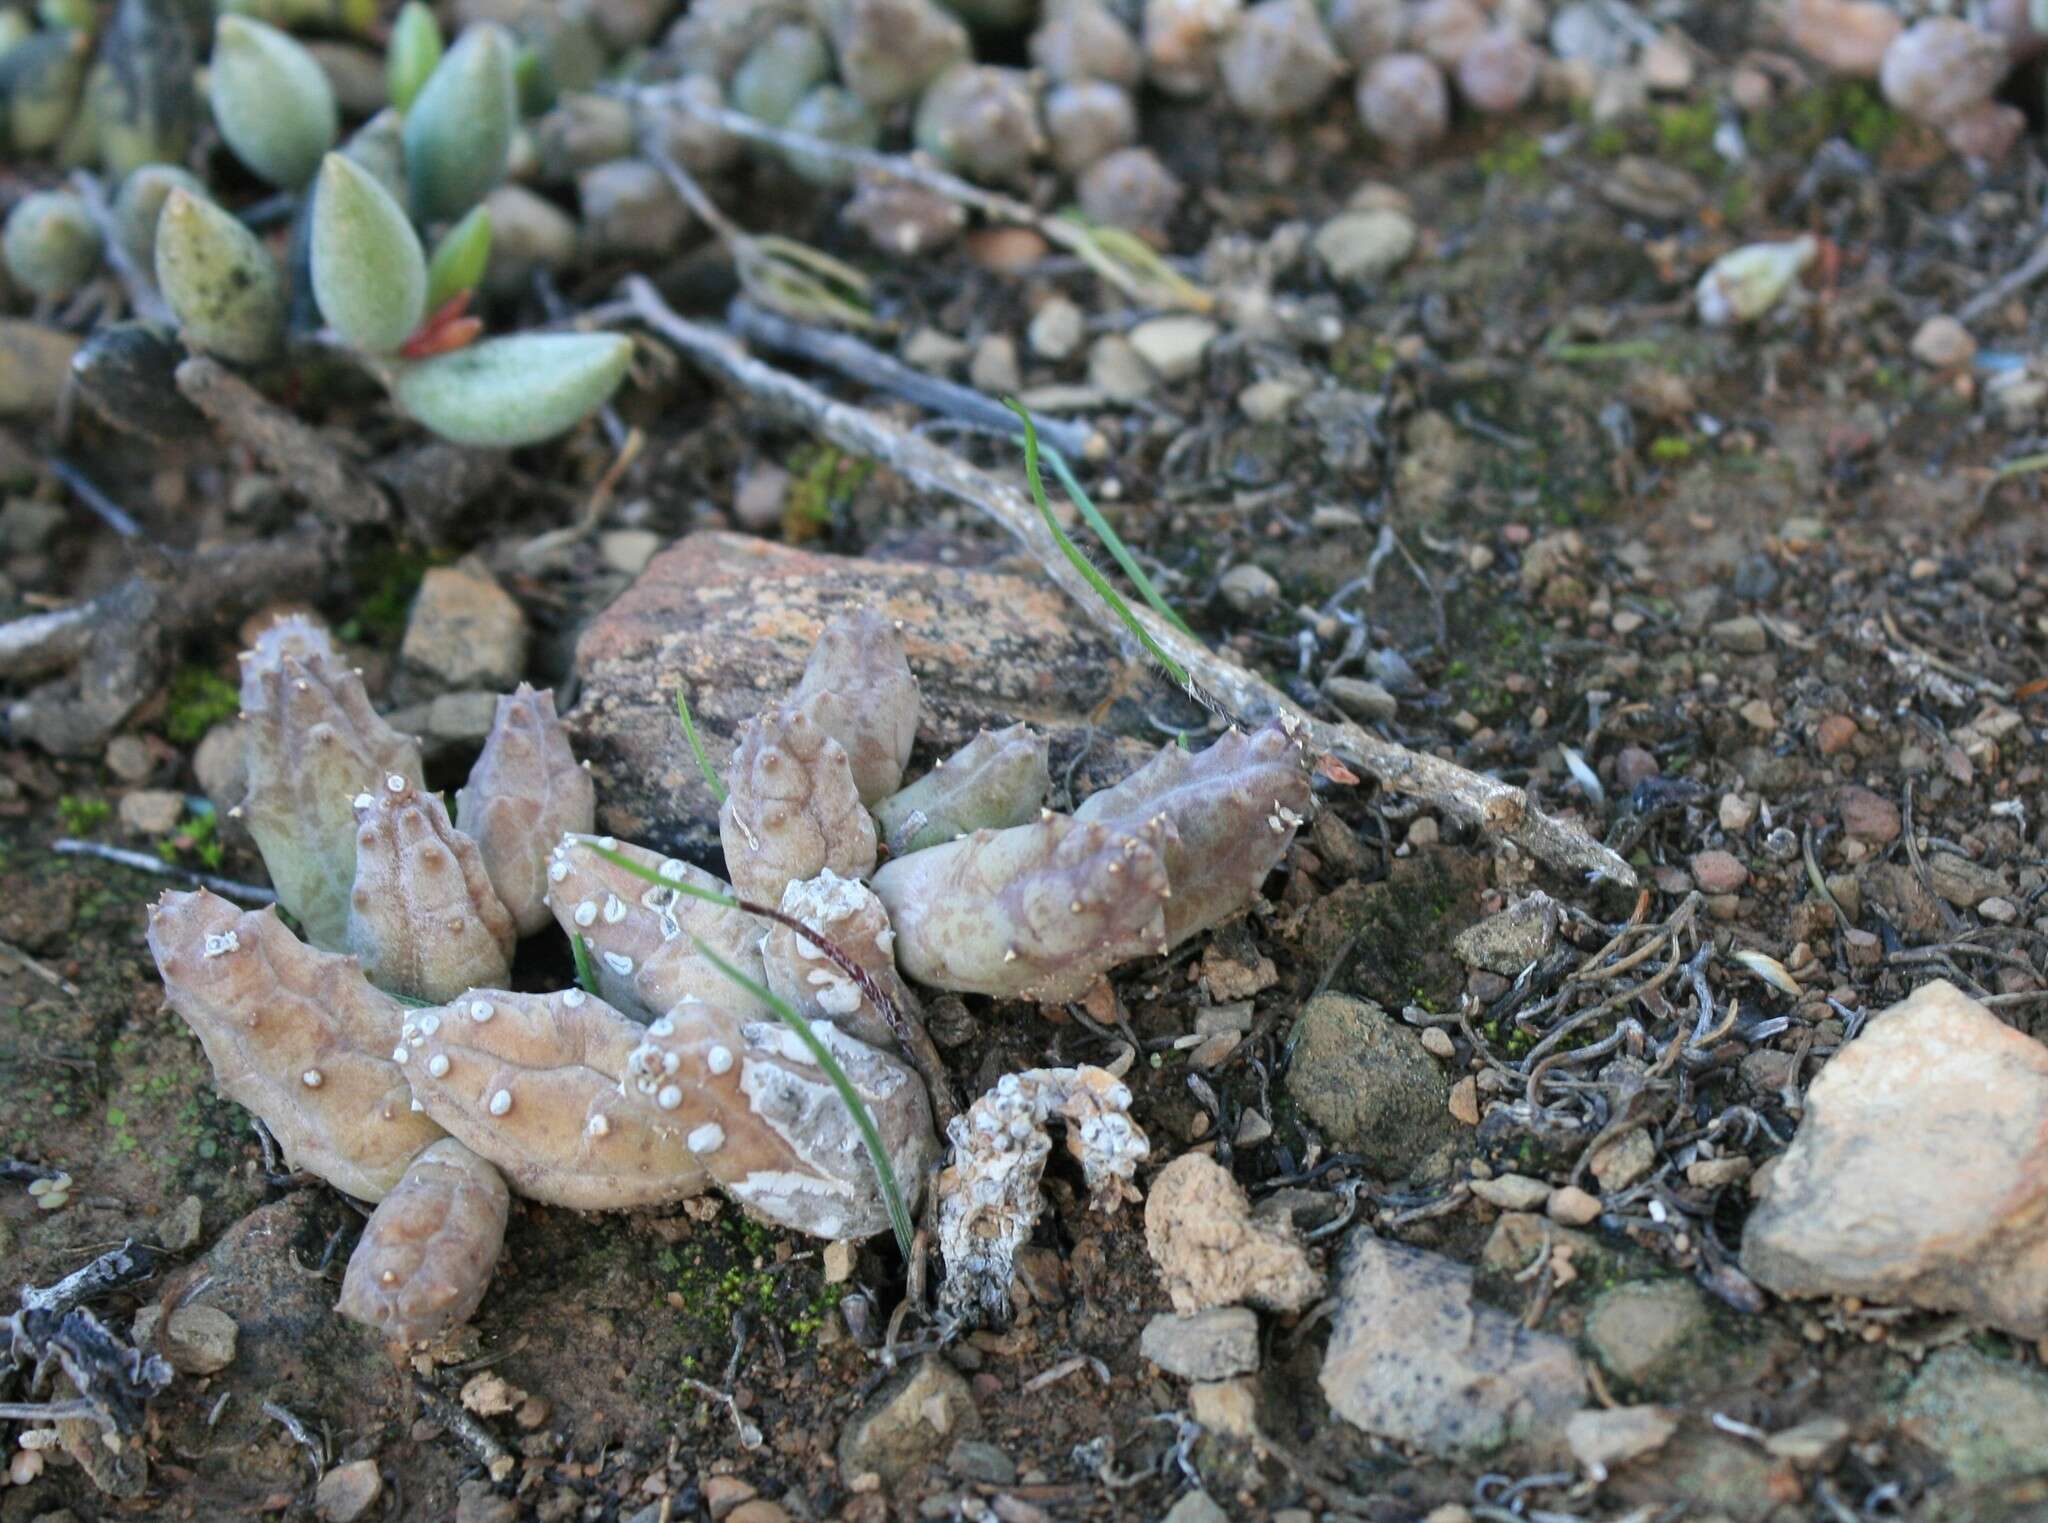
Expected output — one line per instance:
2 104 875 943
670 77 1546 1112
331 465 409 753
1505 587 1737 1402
8 7 2048 1523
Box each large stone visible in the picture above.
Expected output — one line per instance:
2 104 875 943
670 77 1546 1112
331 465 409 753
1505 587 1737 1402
567 532 1132 854
1740 980 2048 1338
1285 994 1453 1176
1453 892 1558 975
1583 1281 1712 1393
400 563 528 697
836 1357 978 1488
1892 1345 2048 1488
1319 1234 1586 1461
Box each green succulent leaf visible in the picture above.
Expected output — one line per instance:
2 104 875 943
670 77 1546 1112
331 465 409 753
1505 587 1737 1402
341 107 409 203
154 187 285 364
385 0 442 113
311 153 427 355
2 29 90 153
393 331 629 447
424 204 491 311
402 22 516 223
2 189 101 300
112 163 206 270
90 0 200 179
209 14 338 189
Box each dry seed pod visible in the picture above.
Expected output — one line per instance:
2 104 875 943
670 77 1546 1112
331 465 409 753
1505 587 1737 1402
347 775 516 1003
1879 17 2007 125
336 1138 509 1344
761 870 914 1050
543 833 770 1022
913 64 1045 186
720 705 879 907
240 626 426 951
1781 0 1904 79
1356 51 1449 154
1407 0 1487 67
397 987 712 1208
1326 0 1403 66
937 1066 1148 1324
1044 80 1139 173
1455 26 1542 113
1076 146 1184 237
1143 0 1245 96
1218 0 1346 121
1072 718 1312 947
872 810 1172 1002
454 685 596 936
788 610 922 806
1030 0 1143 86
147 889 444 1203
872 724 1050 855
827 0 971 108
618 999 938 1240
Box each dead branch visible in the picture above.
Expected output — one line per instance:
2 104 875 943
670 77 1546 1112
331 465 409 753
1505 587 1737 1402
622 278 1635 888
175 357 390 527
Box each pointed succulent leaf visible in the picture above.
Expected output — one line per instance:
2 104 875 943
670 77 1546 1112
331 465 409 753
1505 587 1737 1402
760 870 912 1051
719 703 878 906
238 617 426 948
2 190 101 300
153 188 286 364
393 332 630 448
346 774 516 1003
337 1137 508 1344
617 998 938 1240
788 609 921 805
385 0 443 113
453 685 594 936
210 15 338 189
730 23 831 124
402 22 516 222
1072 717 1312 946
342 107 409 203
396 986 712 1208
90 0 199 178
873 724 1049 854
112 163 205 271
872 810 1170 1001
542 834 770 1021
2 29 90 153
146 888 446 1202
311 153 427 355
425 204 491 311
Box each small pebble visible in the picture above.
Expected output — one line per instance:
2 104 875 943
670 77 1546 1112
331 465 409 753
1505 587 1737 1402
1469 1173 1550 1212
1690 850 1749 895
1547 1185 1602 1226
1911 314 1977 370
1814 714 1859 755
1420 1026 1456 1060
1718 793 1757 832
1028 296 1086 361
1218 562 1281 616
316 1459 385 1523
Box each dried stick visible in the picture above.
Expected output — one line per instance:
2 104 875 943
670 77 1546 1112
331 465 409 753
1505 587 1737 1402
727 299 1104 462
623 280 1634 887
175 358 390 527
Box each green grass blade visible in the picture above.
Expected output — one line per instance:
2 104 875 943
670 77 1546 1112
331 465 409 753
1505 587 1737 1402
569 931 600 996
1004 399 1193 692
675 687 728 804
690 938 917 1262
1038 442 1193 638
579 839 739 909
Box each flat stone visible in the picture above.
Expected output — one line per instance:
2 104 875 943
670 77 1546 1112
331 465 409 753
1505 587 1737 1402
1127 315 1218 383
1140 1308 1261 1380
1027 297 1085 360
1217 562 1280 616
1087 334 1155 400
1324 676 1398 724
1566 1405 1679 1479
1584 1280 1712 1391
105 734 154 783
1740 979 2048 1338
1453 893 1558 976
1590 1129 1656 1192
163 1304 237 1375
316 1459 384 1522
945 1439 1016 1485
1927 851 2007 909
1287 994 1454 1176
118 788 184 836
1313 208 1417 282
1188 1378 1261 1440
1320 1234 1586 1460
702 1476 758 1520
837 1357 977 1488
1689 850 1748 895
599 529 663 577
1470 1173 1551 1212
1710 615 1768 655
967 334 1021 395
1161 1492 1229 1523
1837 785 1900 844
1892 1346 2048 1488
400 563 528 696
157 1194 204 1253
567 532 1131 855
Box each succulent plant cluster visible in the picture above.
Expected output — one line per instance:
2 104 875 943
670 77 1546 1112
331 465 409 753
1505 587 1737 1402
147 606 1312 1341
2 1 629 448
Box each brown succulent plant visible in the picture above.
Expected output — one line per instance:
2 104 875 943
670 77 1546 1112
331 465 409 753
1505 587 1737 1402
150 608 1314 1342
